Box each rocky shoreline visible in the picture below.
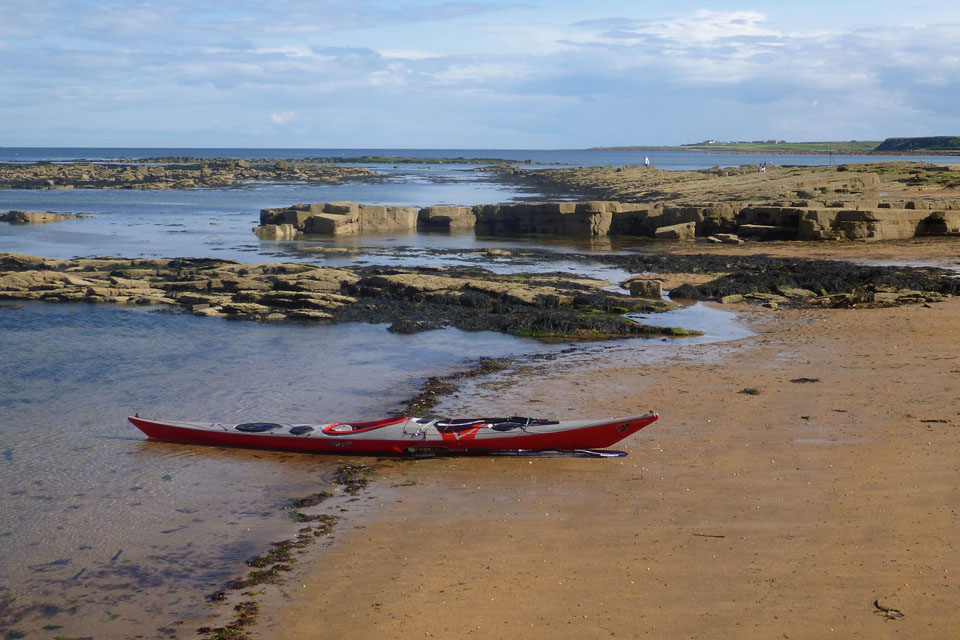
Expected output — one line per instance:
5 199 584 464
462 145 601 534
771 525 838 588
0 159 376 190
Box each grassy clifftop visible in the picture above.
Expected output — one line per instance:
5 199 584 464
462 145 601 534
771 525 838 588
874 137 960 152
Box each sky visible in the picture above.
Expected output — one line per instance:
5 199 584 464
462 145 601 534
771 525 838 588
1 0 959 148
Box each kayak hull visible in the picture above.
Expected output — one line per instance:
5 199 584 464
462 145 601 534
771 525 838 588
129 413 658 455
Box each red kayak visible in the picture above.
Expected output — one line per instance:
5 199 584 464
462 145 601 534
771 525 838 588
129 413 658 455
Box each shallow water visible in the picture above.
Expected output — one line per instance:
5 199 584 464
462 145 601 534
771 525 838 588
0 167 551 261
432 301 755 424
0 302 558 638
627 300 755 344
1 147 934 264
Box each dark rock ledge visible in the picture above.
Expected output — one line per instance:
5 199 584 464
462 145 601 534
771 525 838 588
592 252 960 308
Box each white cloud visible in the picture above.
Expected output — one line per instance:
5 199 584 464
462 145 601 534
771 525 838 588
428 61 525 85
482 24 588 55
378 49 443 60
253 45 314 58
270 111 296 125
635 10 776 42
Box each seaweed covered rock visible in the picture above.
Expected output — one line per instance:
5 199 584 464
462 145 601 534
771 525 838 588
602 253 960 308
693 260 959 301
668 283 707 300
332 266 688 340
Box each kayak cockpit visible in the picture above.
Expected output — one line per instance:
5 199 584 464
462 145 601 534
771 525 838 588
289 426 314 435
233 423 315 436
435 417 560 433
235 422 284 433
320 416 408 435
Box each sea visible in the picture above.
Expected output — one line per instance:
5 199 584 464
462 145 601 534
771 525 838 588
0 147 913 638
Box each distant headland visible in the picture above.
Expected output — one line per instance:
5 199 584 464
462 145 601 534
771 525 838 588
593 136 960 155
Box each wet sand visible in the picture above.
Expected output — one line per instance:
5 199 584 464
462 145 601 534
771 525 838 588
249 241 960 639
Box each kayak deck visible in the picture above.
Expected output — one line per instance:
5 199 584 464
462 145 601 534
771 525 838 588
129 412 658 455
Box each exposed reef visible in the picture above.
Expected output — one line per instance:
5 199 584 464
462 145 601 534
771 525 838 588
0 159 376 190
122 155 534 165
0 253 687 342
1 210 88 224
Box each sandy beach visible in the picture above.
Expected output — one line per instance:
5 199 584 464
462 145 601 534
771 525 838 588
250 245 959 639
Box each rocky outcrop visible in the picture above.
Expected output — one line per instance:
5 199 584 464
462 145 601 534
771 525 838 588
0 254 360 320
923 210 960 235
474 201 631 236
258 202 418 237
254 196 960 242
654 222 696 240
419 206 476 231
474 200 730 238
797 207 960 240
0 161 375 190
303 202 361 235
253 223 299 241
625 278 664 299
359 204 420 232
1 210 87 224
0 253 694 341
